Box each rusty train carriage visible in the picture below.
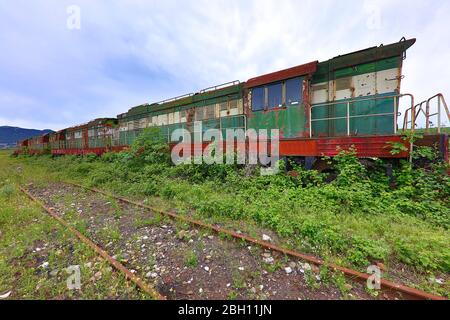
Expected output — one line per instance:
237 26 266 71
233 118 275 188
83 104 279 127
17 38 450 163
51 118 121 155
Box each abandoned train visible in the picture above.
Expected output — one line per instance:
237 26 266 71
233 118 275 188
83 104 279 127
16 38 450 166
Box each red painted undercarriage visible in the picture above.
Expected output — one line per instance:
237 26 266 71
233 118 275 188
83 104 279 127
49 134 449 162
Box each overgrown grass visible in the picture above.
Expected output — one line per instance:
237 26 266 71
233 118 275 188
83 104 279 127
0 151 150 299
4 128 450 296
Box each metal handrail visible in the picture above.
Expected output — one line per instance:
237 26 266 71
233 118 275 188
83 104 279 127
403 93 449 133
156 93 195 105
426 94 450 133
404 100 426 130
199 80 240 94
309 94 414 138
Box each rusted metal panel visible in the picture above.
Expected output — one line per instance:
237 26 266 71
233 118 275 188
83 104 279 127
245 61 317 89
168 135 409 159
279 135 408 158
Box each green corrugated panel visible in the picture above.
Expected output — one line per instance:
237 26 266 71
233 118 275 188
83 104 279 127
88 138 112 148
311 94 395 137
248 104 306 138
313 56 401 84
334 56 401 79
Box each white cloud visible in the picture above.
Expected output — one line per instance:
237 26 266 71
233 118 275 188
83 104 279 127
0 0 449 130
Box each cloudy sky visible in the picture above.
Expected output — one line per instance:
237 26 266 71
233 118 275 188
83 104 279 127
1 0 449 130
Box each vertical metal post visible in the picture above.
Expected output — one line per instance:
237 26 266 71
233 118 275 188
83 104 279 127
346 102 350 136
394 97 398 135
409 95 415 163
438 97 441 134
309 105 312 138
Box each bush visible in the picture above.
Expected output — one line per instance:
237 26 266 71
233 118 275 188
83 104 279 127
0 183 14 198
21 133 450 272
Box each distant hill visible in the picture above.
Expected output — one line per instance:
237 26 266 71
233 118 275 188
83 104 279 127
0 126 54 147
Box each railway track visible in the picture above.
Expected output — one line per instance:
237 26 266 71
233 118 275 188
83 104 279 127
21 182 447 300
20 186 165 300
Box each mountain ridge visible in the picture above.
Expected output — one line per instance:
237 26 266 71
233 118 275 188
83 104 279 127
0 126 54 147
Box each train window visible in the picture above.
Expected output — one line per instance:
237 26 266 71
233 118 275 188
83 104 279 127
229 99 241 116
174 111 180 123
205 105 215 119
285 77 302 105
158 114 167 126
267 83 283 109
252 87 264 111
195 107 204 121
219 101 229 117
219 101 228 111
215 104 220 118
237 99 243 114
179 110 185 123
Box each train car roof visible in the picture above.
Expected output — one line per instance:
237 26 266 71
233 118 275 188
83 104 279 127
119 81 244 120
245 61 318 89
245 38 416 89
65 117 116 131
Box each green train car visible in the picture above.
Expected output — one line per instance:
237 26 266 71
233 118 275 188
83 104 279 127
117 81 246 146
18 38 449 163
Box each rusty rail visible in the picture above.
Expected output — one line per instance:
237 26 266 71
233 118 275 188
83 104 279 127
67 182 446 301
19 186 165 300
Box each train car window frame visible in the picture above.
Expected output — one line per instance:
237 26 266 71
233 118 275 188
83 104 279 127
219 100 229 117
195 106 204 121
205 104 215 119
180 110 187 123
267 82 283 109
168 112 174 125
174 111 180 123
251 87 265 111
285 77 302 105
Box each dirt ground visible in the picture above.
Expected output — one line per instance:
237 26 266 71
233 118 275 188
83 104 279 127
25 182 410 300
